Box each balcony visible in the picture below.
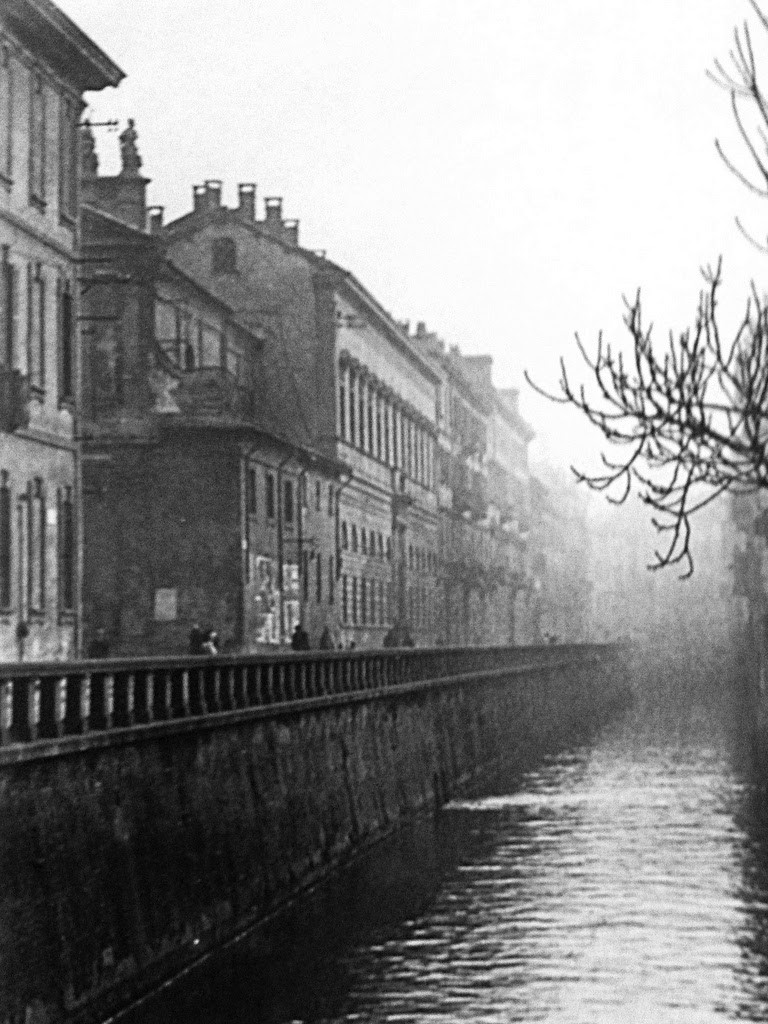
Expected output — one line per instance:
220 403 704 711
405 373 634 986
172 367 255 424
0 368 30 433
452 467 488 521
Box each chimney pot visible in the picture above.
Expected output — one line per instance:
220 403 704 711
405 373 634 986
416 321 427 338
148 206 164 234
237 183 256 221
283 218 299 245
268 193 286 230
205 179 222 208
193 184 207 212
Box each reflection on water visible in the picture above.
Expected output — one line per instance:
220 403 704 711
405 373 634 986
151 679 768 1023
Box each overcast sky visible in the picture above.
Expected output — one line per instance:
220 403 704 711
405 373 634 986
60 0 768 472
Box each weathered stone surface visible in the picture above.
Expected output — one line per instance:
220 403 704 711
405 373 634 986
0 659 624 1022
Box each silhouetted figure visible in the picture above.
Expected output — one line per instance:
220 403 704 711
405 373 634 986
291 623 310 651
189 623 205 655
318 626 334 650
88 628 110 659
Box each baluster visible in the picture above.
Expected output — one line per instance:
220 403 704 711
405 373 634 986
0 679 13 744
80 674 92 732
226 667 236 709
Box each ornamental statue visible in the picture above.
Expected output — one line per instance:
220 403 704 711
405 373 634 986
119 118 142 176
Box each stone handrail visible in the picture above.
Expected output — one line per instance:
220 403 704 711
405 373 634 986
0 643 617 748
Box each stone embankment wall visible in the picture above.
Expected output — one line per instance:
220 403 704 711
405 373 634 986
0 644 625 1024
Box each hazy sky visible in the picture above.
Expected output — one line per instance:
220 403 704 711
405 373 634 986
60 0 768 469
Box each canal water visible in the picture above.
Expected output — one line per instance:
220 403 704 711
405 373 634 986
154 672 768 1023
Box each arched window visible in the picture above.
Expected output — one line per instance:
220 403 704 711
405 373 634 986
212 237 237 275
351 525 358 552
360 528 367 554
378 532 384 558
386 536 392 561
341 521 348 549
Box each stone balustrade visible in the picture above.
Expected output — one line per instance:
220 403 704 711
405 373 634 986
0 643 614 751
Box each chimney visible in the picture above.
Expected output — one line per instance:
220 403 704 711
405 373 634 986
148 205 164 234
193 184 207 212
264 196 283 235
416 321 427 339
238 183 256 221
205 179 222 208
283 218 299 245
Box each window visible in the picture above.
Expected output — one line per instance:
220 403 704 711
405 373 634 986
59 279 73 400
375 395 382 460
225 336 243 379
351 525 358 553
341 574 348 623
0 471 10 609
328 483 334 516
58 485 74 612
29 73 45 204
302 551 309 601
328 555 334 604
59 94 77 221
360 528 367 555
284 479 294 526
199 323 221 368
358 387 365 449
351 576 357 624
27 264 45 389
247 468 257 515
349 374 356 442
0 47 13 181
315 479 321 512
386 536 392 561
367 391 373 453
360 578 367 624
339 380 346 439
409 544 413 570
341 521 348 549
1 255 15 368
28 478 44 612
383 405 390 464
316 553 322 603
378 532 384 559
211 237 236 275
265 471 275 519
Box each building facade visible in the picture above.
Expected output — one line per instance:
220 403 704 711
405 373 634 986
80 136 345 655
0 0 121 661
163 183 442 647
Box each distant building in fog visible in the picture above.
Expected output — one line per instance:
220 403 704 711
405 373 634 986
0 1 122 661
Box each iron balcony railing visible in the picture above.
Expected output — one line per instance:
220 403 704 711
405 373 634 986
0 644 617 750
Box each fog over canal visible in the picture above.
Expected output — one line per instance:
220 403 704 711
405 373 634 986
137 652 768 1024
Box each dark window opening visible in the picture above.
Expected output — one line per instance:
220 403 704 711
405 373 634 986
0 471 10 609
265 471 275 519
284 479 294 526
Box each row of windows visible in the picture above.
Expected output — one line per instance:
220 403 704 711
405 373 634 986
340 522 391 560
0 45 79 220
0 472 75 615
0 257 74 399
154 299 244 380
340 576 392 627
339 577 437 630
338 364 434 488
246 467 335 524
